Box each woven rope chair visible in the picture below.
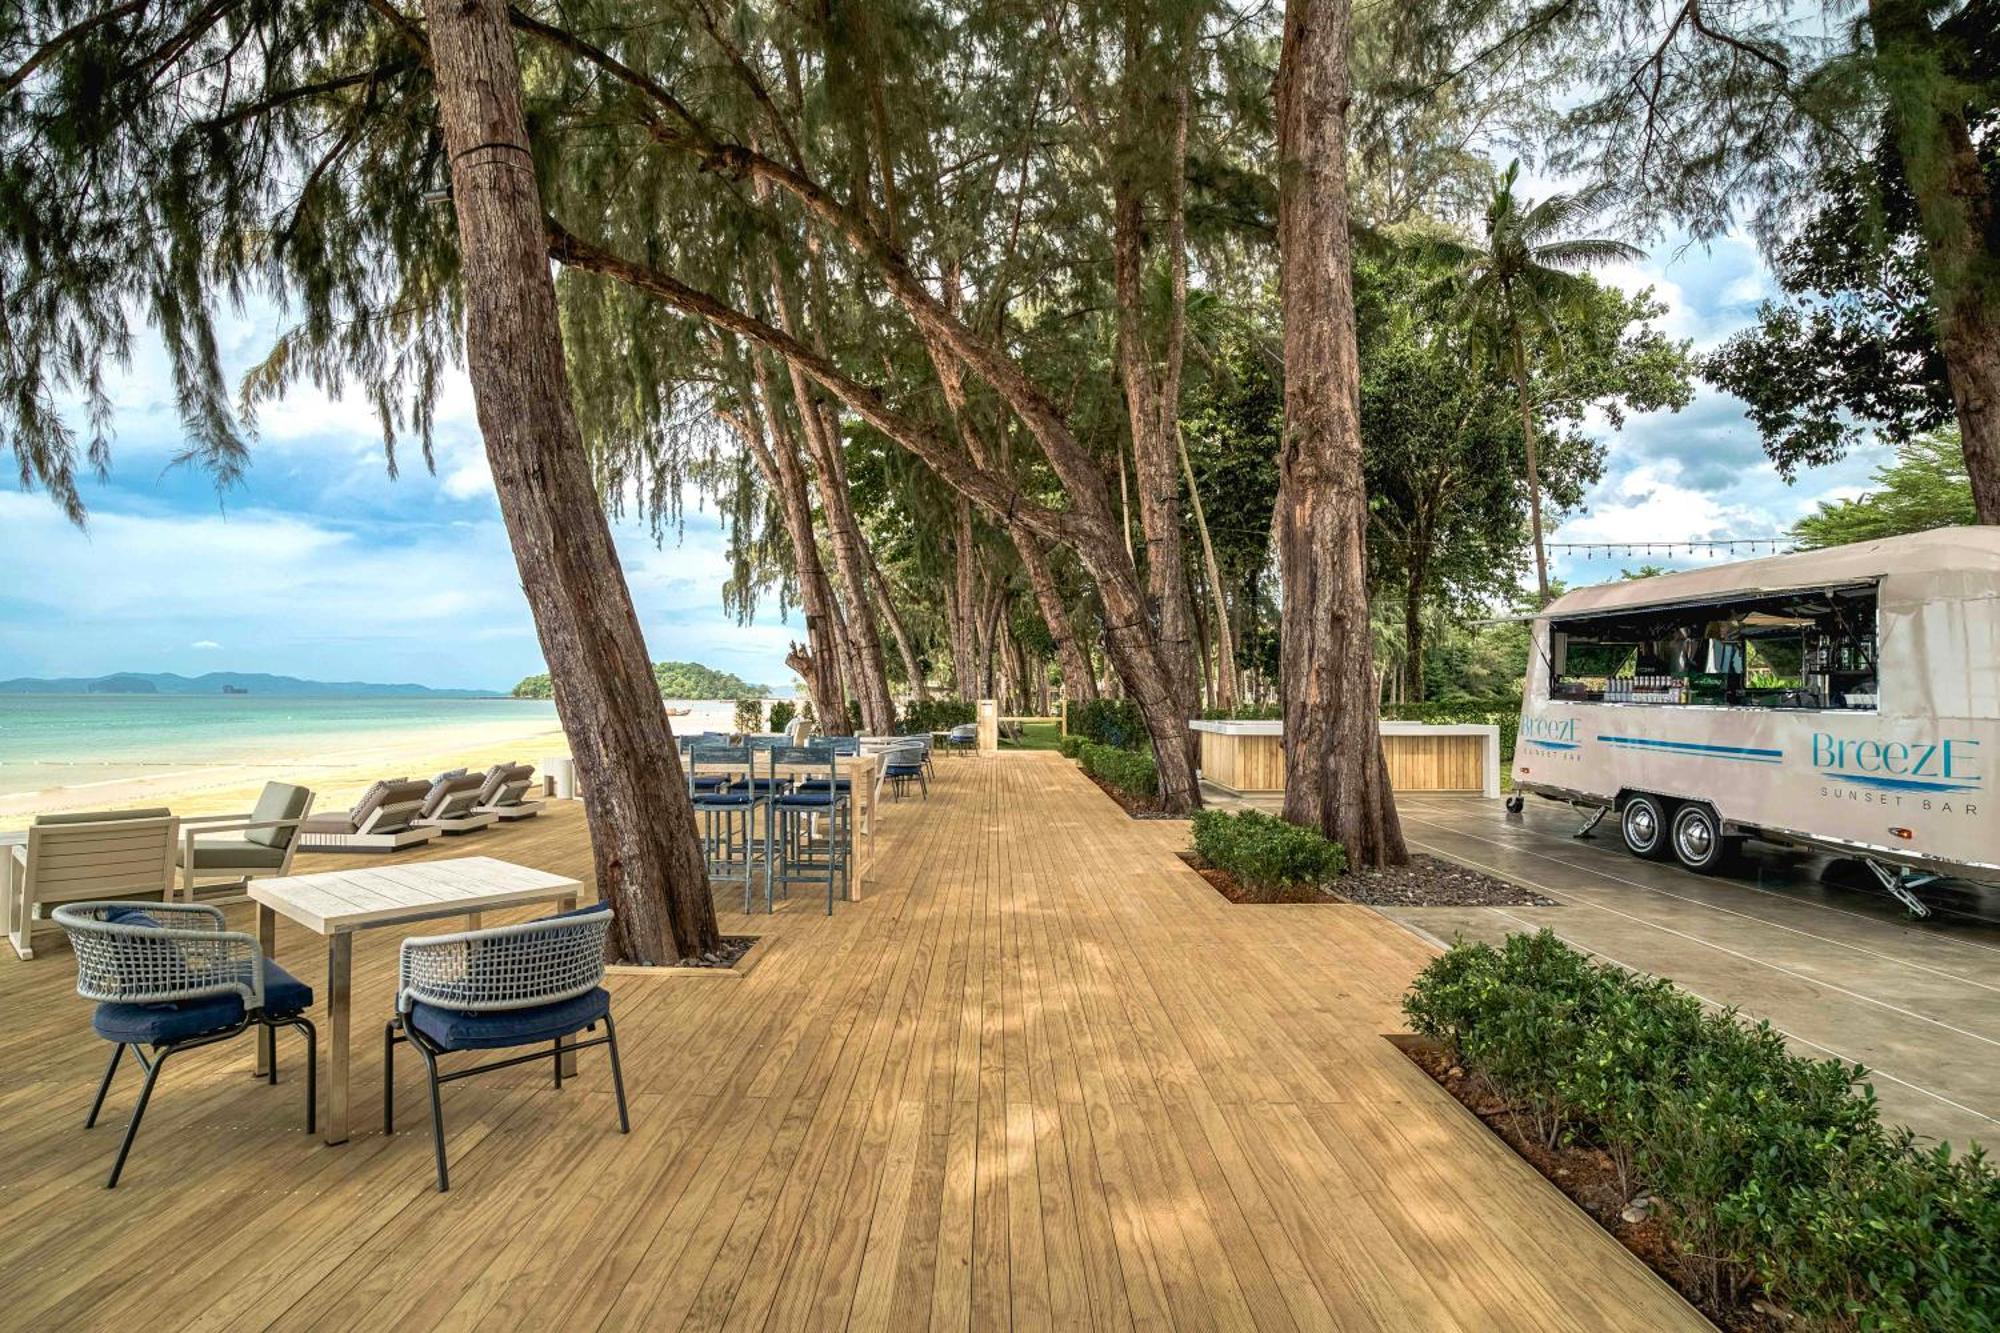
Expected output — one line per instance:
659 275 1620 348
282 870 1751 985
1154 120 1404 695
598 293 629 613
384 904 628 1191
54 901 316 1187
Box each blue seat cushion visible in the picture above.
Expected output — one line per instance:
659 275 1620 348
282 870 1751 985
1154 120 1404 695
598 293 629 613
408 987 611 1052
734 778 791 794
94 992 245 1044
694 792 756 808
690 775 726 791
776 791 840 808
796 778 850 791
259 959 314 1016
886 764 923 777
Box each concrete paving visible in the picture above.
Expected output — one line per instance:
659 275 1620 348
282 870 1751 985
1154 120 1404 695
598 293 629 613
1204 783 2000 1151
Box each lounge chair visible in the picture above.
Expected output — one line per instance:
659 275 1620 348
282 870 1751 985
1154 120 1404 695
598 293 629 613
54 901 316 1187
6 809 179 960
176 781 315 902
384 904 628 1191
412 770 497 835
296 778 438 852
471 762 542 821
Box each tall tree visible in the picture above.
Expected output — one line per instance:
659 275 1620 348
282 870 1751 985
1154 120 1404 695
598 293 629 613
1447 162 1643 603
1274 0 1407 867
1793 427 1976 548
420 0 718 963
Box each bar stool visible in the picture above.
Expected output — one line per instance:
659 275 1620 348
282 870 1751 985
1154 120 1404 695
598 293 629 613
687 744 765 912
767 746 850 914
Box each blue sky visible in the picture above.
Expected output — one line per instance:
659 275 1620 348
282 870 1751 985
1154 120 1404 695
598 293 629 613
0 222 1888 692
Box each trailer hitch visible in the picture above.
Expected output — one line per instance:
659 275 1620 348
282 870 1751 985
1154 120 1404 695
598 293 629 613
1865 860 1939 919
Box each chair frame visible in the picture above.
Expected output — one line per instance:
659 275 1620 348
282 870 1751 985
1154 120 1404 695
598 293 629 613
767 747 850 915
54 901 316 1187
383 908 629 1192
7 812 181 960
176 795 315 904
687 743 768 912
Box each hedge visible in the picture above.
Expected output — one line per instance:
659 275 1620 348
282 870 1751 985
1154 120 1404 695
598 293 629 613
1190 809 1344 890
1056 733 1086 759
1067 698 1147 750
899 698 976 733
1404 932 2000 1328
1076 739 1157 798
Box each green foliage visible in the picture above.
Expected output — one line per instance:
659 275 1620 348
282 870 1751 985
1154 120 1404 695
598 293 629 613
899 698 976 734
735 697 764 732
1198 703 1283 720
1190 810 1345 891
1056 733 1087 759
1067 698 1148 750
767 700 798 733
1793 428 1976 549
512 660 765 701
1076 740 1158 799
1404 933 2000 1325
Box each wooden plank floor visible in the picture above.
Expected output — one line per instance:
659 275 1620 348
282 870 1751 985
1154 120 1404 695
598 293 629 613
0 752 1706 1331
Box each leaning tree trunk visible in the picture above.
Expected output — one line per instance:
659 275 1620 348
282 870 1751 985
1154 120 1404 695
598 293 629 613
424 0 718 960
1871 0 2000 521
1512 340 1553 604
1403 553 1427 703
1274 0 1408 868
1017 529 1099 704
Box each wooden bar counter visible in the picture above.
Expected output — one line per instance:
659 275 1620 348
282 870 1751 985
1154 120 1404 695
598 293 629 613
1189 718 1502 798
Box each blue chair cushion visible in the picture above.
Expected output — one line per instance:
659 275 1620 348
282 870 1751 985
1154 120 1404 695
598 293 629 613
101 906 163 928
94 993 244 1044
776 791 840 808
795 778 851 791
886 764 923 777
259 959 314 1016
691 775 726 791
694 792 756 808
733 778 791 794
408 986 611 1052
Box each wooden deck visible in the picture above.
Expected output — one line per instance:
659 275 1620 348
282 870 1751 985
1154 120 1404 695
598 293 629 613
0 752 1705 1330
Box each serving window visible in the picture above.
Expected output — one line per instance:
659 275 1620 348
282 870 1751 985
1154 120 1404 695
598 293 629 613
1548 582 1879 711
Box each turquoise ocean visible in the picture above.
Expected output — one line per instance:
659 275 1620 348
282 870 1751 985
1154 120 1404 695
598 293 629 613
0 695 561 799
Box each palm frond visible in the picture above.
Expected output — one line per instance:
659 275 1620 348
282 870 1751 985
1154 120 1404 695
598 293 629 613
1531 237 1647 269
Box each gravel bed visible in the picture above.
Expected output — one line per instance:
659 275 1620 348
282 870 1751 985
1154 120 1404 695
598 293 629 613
1339 854 1558 907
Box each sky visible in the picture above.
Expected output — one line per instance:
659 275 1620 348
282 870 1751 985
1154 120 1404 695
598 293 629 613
0 209 1890 694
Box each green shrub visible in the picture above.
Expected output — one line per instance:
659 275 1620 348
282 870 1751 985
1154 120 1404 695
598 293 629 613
1197 703 1283 720
1057 733 1086 759
1077 739 1157 798
900 698 976 734
1190 810 1345 891
1403 932 2000 1326
1068 698 1147 750
768 700 797 733
734 697 764 732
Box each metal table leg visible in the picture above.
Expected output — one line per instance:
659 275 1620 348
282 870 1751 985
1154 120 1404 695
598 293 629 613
324 931 352 1145
254 903 277 1077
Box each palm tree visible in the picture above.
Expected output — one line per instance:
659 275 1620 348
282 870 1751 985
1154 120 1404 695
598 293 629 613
1452 161 1644 603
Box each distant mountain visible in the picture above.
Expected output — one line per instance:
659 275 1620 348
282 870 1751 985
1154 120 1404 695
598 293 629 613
0 672 501 698
512 660 768 701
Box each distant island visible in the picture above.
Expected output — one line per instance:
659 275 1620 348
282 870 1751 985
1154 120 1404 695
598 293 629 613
512 660 767 701
0 671 501 698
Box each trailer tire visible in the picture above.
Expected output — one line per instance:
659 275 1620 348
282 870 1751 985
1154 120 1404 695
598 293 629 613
1505 795 1525 814
1670 804 1731 875
1619 794 1673 860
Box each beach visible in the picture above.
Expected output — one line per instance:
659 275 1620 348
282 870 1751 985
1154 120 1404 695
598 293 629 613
0 695 756 821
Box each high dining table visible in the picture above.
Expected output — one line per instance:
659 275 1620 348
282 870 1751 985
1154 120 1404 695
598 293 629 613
677 751 881 901
248 856 584 1145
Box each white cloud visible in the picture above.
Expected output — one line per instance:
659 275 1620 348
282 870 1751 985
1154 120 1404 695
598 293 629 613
190 639 221 650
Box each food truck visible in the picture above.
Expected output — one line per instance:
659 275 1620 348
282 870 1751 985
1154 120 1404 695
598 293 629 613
1512 528 1999 915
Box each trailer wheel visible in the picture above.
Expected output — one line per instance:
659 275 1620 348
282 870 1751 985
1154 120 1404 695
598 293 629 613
1505 795 1525 814
1670 804 1730 874
1620 794 1673 860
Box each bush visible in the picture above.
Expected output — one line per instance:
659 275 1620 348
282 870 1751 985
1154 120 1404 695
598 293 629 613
1076 739 1157 798
1404 932 2000 1325
900 697 976 734
734 697 764 732
1056 733 1086 759
1383 696 1520 772
1190 810 1344 891
768 700 797 734
1068 698 1147 750
1197 703 1283 720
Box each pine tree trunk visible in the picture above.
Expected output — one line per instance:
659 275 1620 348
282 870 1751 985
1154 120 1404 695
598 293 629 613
1274 0 1408 868
1872 0 2000 522
1017 529 1099 703
1403 555 1426 703
863 536 926 706
950 499 981 701
423 0 718 961
1180 423 1239 710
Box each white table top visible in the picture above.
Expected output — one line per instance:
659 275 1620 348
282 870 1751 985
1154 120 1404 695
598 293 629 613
249 856 582 934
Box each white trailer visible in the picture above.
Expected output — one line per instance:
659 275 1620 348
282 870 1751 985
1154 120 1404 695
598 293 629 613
1512 528 1999 915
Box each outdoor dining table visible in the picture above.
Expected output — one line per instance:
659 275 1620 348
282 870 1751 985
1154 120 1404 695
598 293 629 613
248 856 584 1145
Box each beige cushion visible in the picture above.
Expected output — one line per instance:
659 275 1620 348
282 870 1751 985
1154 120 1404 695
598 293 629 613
182 836 290 871
246 782 312 850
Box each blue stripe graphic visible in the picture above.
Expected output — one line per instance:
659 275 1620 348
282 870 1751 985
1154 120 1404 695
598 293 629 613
1597 735 1782 763
1818 772 1979 794
1527 740 1580 751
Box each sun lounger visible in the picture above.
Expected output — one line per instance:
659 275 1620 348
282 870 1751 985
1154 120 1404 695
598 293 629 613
412 770 497 835
176 781 315 902
470 762 542 821
296 778 439 852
